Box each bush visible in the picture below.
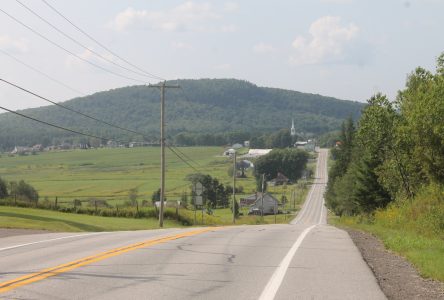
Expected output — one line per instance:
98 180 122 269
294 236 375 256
0 177 8 199
14 180 39 203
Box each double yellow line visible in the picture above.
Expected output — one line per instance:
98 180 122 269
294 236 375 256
0 227 216 294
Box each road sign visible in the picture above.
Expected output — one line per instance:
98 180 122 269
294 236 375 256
195 195 203 206
194 182 203 196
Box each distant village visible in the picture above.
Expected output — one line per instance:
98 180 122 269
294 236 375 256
8 120 316 156
9 141 160 156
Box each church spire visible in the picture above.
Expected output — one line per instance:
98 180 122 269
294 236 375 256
291 119 296 136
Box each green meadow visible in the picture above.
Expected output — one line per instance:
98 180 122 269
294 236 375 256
0 146 312 208
0 147 228 203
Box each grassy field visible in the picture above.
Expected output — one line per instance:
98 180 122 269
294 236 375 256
0 147 229 203
0 147 314 230
0 206 182 232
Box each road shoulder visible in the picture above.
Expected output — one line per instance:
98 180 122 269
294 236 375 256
345 228 444 300
0 228 53 238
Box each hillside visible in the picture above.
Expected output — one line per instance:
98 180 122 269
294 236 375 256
0 79 364 149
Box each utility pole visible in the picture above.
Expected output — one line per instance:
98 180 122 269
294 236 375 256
148 81 179 227
232 150 237 224
260 173 265 222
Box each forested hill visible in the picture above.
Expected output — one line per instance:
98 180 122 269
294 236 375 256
0 79 364 149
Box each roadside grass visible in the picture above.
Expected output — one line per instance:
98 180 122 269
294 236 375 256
331 215 444 282
330 183 444 282
0 206 182 232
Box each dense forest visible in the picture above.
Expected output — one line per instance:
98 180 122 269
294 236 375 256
0 79 364 150
326 53 444 238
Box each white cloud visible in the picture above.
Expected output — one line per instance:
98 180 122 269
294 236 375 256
65 48 115 70
0 35 28 53
110 2 220 32
221 24 237 32
171 41 192 50
290 16 359 65
253 42 276 54
223 2 239 12
214 63 231 70
320 0 353 4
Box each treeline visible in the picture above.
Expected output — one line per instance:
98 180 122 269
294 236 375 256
326 53 444 220
173 128 299 148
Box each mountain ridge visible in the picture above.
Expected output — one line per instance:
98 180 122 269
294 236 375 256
0 78 364 149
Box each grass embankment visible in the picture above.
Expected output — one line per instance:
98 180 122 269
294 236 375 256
331 184 444 282
0 206 182 232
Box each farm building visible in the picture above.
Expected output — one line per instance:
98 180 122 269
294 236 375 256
246 193 279 215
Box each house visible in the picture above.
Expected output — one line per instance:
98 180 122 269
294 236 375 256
247 193 279 215
241 149 272 159
232 143 243 149
32 144 43 152
244 141 250 147
268 172 290 186
294 139 315 152
11 146 31 155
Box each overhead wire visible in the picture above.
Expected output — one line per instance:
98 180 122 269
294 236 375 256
0 78 201 172
0 48 87 96
15 0 162 81
0 77 149 138
0 105 128 144
0 7 147 84
40 0 165 81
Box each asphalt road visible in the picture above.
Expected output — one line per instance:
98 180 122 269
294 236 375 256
0 149 386 299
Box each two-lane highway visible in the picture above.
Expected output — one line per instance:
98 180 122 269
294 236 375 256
0 149 385 299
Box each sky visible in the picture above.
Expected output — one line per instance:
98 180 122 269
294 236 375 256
0 0 443 112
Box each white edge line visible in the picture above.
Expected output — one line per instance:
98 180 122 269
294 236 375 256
0 232 109 252
258 224 317 300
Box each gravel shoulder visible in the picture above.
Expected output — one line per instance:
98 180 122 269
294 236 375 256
0 228 53 238
345 228 444 300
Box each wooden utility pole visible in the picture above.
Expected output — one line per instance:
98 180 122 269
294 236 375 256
148 81 179 227
260 173 265 221
232 150 237 224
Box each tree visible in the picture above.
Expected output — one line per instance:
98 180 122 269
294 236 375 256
186 173 230 208
254 149 309 183
128 188 138 207
0 177 8 199
15 180 39 203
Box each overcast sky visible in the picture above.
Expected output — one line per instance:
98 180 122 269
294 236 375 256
0 0 443 111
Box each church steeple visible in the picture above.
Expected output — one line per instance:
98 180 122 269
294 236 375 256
290 119 296 136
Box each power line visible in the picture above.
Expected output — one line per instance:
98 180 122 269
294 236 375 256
0 78 150 138
0 105 128 144
0 7 147 84
0 48 86 96
0 78 201 174
167 143 201 167
167 146 199 172
41 0 165 81
15 0 162 82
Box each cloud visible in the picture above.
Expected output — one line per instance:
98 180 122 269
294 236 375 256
110 2 221 32
221 24 237 32
320 0 353 4
223 2 239 12
214 63 231 70
290 16 360 65
253 42 276 54
65 48 115 70
0 35 28 53
171 41 192 50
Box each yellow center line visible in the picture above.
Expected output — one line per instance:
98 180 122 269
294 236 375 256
0 227 217 294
